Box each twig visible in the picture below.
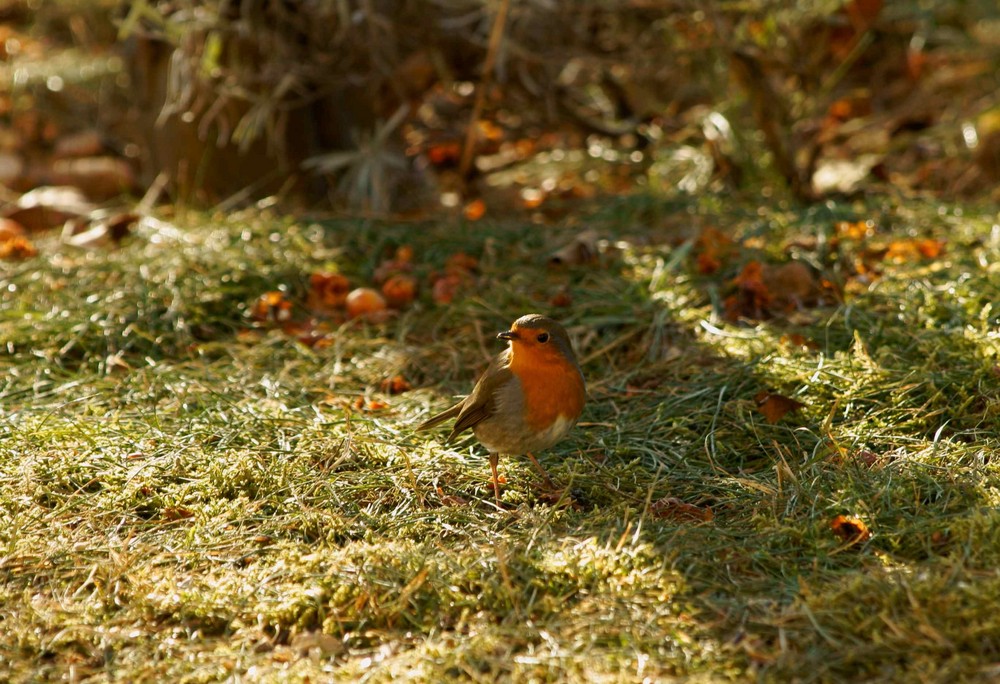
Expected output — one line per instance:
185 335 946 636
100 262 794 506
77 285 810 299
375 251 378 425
458 0 512 181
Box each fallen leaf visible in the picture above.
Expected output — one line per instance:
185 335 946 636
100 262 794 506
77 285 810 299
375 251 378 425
381 273 417 308
463 198 486 221
650 497 714 522
0 234 36 259
550 290 573 307
549 229 599 266
830 514 871 543
780 333 819 350
724 261 771 320
354 397 389 411
811 155 881 196
252 291 293 323
380 374 412 395
103 352 132 375
295 323 334 349
426 141 462 166
53 129 105 158
845 0 883 32
373 245 414 284
520 187 546 210
477 119 505 142
445 251 478 274
884 238 945 262
105 212 139 242
930 530 950 550
695 226 734 275
62 212 138 249
6 185 93 231
0 217 26 241
436 488 469 506
754 390 805 423
0 152 25 188
431 272 462 305
854 450 879 467
761 261 816 309
835 220 874 241
48 156 135 200
391 49 437 98
291 631 344 657
307 272 351 313
237 329 264 343
162 506 194 521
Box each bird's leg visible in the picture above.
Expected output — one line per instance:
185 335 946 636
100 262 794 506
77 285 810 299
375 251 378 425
526 452 556 490
489 452 501 503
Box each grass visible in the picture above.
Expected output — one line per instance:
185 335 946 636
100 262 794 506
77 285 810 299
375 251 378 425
2 195 1000 682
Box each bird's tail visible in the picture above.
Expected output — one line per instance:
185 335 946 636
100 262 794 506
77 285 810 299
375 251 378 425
415 403 462 431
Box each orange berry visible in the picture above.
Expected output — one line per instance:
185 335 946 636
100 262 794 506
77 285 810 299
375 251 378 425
345 287 388 320
381 273 417 308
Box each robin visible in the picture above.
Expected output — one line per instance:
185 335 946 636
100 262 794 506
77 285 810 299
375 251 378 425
417 314 586 503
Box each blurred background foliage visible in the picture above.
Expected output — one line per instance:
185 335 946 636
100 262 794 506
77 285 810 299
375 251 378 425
2 0 999 212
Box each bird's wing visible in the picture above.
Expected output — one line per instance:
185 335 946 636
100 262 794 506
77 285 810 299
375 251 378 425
448 358 513 439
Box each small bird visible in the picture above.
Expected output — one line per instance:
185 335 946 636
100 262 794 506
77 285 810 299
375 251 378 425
417 314 586 503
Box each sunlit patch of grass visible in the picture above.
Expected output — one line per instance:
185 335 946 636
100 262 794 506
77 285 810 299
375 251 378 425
3 196 1000 680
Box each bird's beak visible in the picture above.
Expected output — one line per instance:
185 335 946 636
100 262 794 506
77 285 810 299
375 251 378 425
497 329 518 341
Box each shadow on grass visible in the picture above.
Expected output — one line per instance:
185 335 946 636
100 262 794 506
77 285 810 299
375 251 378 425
4 194 1000 680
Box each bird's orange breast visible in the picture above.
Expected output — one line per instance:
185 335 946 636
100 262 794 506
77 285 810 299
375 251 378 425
506 346 585 432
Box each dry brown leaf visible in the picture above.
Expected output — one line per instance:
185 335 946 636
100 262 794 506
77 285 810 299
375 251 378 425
62 212 138 249
549 229 599 266
162 506 194 521
380 374 412 395
0 152 25 188
354 397 389 411
884 238 945 262
835 220 874 241
307 272 351 313
519 187 546 209
427 141 462 166
53 129 105 159
845 0 883 31
780 333 819 350
830 514 871 543
695 226 734 274
382 274 417 308
550 290 573 308
48 156 135 200
0 217 26 241
463 198 486 221
445 251 478 274
762 261 816 308
373 245 414 284
854 450 879 467
252 291 293 323
431 273 461 305
0 215 35 258
725 260 770 320
650 497 714 522
436 487 469 507
930 530 950 550
7 185 93 231
293 321 334 349
0 234 36 259
291 631 344 657
754 390 805 423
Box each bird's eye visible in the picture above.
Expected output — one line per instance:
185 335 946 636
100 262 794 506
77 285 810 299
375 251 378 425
537 332 549 343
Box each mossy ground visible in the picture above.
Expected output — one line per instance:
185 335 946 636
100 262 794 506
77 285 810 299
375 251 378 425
3 195 1000 682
